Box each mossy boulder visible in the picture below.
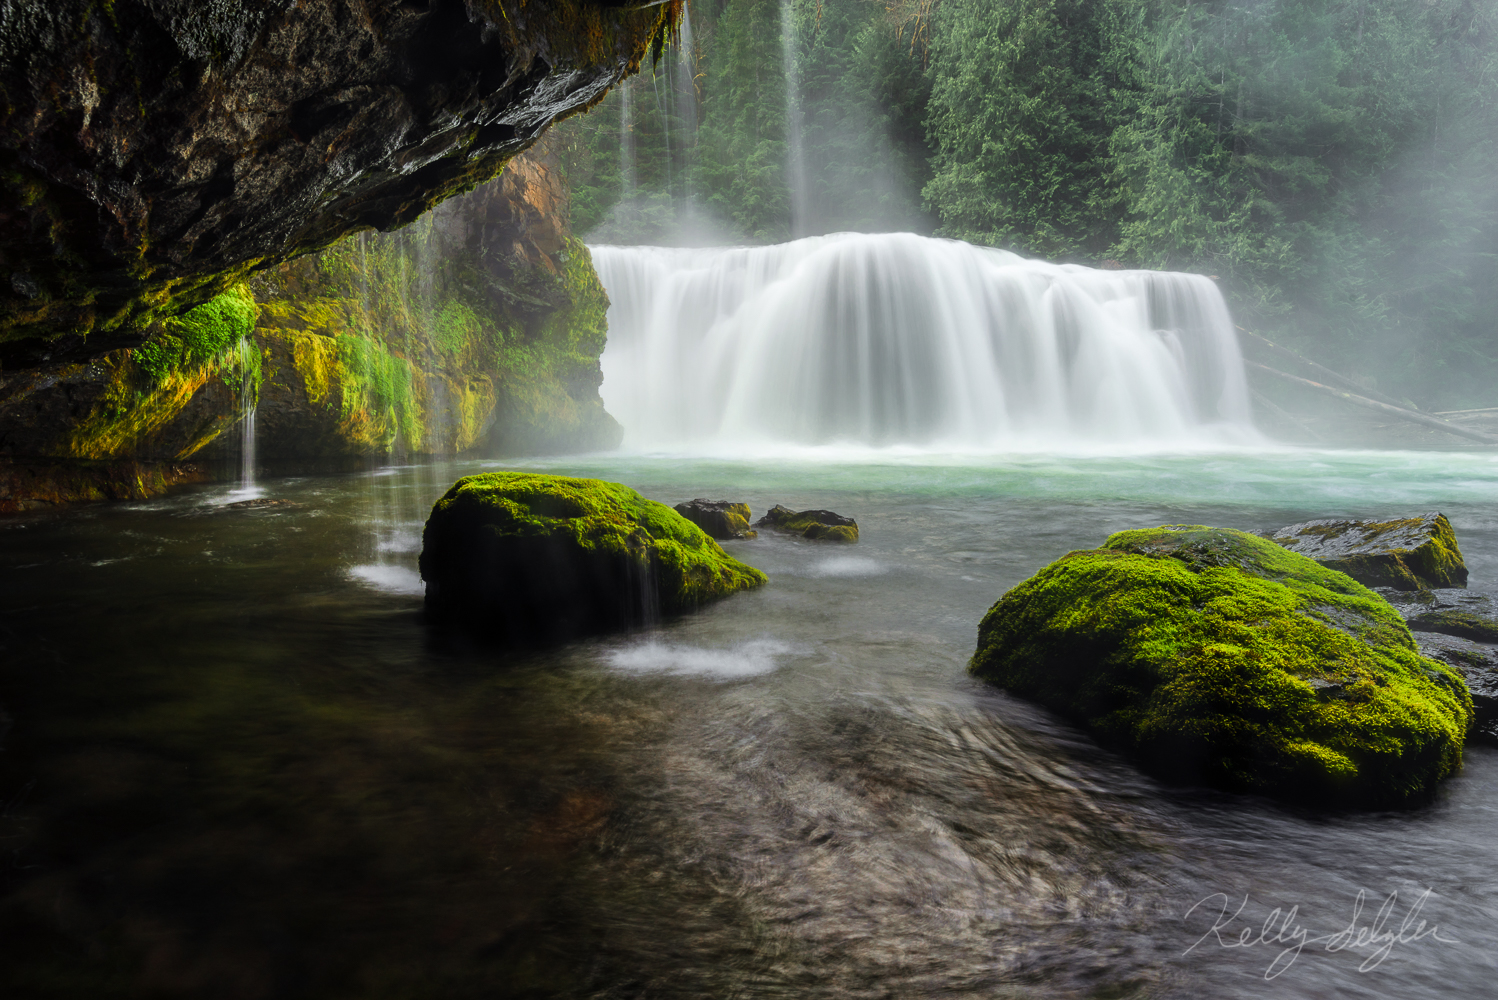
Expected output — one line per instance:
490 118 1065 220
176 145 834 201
1268 513 1467 590
420 472 767 640
673 499 757 540
754 505 859 543
970 525 1472 808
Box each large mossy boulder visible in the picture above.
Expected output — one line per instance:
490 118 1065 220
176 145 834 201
420 472 767 640
970 525 1472 808
1268 513 1467 590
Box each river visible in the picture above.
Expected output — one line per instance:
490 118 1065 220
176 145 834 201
2 447 1495 998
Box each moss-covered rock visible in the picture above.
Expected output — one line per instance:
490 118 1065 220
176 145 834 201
1268 513 1467 590
1407 609 1498 644
420 472 767 640
970 525 1472 808
754 505 859 543
673 499 756 539
0 142 621 506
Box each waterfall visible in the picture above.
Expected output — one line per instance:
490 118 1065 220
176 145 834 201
233 337 258 488
590 233 1257 451
780 0 809 237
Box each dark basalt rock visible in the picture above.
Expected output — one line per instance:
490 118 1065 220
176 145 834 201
1379 589 1498 743
1268 512 1467 590
1407 609 1498 644
0 0 678 355
420 472 765 641
971 525 1472 808
673 499 756 540
754 504 858 543
1409 632 1498 743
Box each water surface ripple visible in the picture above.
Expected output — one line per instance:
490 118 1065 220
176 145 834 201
1 448 1496 998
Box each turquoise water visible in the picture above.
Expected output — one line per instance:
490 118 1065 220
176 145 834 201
1 446 1495 998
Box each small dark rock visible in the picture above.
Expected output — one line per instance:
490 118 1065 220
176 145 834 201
673 499 756 540
1268 512 1466 590
754 505 858 543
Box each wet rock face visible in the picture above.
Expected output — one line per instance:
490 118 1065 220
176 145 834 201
0 0 676 352
1268 512 1467 590
754 505 859 543
673 499 756 540
1381 589 1498 743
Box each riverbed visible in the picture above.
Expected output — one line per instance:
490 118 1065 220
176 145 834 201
2 447 1496 998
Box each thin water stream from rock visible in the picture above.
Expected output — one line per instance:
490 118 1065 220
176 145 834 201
2 449 1496 997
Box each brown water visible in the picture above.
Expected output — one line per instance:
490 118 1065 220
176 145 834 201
2 449 1496 999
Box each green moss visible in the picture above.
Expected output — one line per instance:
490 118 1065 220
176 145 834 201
335 332 421 451
420 472 766 639
135 283 261 387
756 505 860 543
1271 513 1468 590
970 525 1472 808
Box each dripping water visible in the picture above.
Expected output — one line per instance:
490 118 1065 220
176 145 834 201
780 0 809 238
674 3 698 201
233 336 258 493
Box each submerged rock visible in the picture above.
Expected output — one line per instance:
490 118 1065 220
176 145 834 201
420 472 766 640
673 499 757 540
754 505 858 543
970 525 1472 808
1267 512 1467 590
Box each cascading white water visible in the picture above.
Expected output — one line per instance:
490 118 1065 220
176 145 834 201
591 233 1257 451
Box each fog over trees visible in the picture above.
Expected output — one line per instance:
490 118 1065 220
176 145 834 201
551 0 1498 409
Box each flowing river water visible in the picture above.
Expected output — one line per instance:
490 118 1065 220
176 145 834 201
3 447 1497 998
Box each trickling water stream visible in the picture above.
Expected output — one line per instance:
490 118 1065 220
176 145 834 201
780 0 809 237
593 233 1256 450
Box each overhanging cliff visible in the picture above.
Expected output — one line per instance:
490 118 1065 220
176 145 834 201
0 0 677 357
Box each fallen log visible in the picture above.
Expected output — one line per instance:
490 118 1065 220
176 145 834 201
1237 328 1418 411
1245 361 1498 446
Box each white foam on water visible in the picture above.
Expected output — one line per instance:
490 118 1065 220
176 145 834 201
604 638 797 679
803 555 886 578
348 564 425 596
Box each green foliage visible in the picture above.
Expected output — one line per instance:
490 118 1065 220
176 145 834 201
134 283 261 388
552 0 934 242
335 332 421 450
971 525 1472 808
924 0 1114 256
924 0 1498 407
